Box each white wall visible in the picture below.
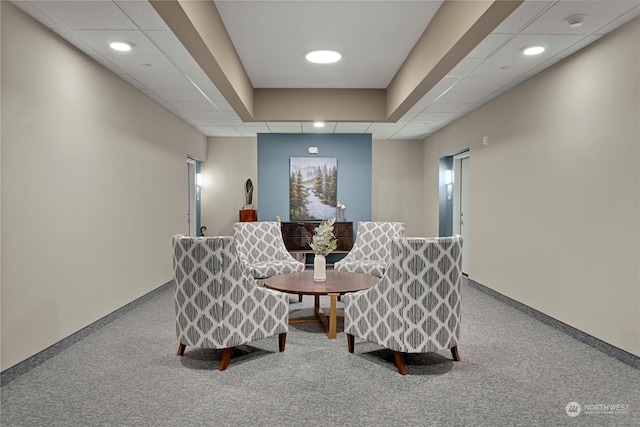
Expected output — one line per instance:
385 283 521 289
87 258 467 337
200 137 258 236
0 3 207 370
372 139 425 236
422 18 640 356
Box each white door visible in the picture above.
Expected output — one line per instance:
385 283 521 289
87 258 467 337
187 159 197 236
453 153 470 274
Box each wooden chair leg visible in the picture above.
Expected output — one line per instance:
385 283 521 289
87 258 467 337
218 348 232 371
298 294 303 302
394 351 407 375
279 333 287 352
347 334 355 353
450 345 461 362
177 343 186 356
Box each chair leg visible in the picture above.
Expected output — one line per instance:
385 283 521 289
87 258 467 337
394 351 407 375
279 333 287 352
298 294 303 302
347 334 355 353
218 348 232 371
177 343 186 356
451 345 461 362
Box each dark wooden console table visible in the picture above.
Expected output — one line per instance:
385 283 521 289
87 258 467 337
281 221 353 251
281 221 353 265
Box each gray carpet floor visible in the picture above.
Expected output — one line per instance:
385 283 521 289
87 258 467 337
1 280 639 426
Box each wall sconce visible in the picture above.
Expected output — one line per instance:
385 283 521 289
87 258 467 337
196 173 203 202
444 170 453 201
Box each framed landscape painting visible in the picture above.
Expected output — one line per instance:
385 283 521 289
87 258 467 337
290 157 337 220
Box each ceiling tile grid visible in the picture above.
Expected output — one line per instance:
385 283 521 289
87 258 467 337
10 0 640 140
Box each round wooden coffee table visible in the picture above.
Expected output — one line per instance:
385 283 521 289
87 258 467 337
264 271 379 339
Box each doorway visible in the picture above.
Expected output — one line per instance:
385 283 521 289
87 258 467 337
452 152 469 274
187 159 197 236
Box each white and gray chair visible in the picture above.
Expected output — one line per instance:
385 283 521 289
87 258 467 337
343 236 463 375
233 221 305 287
172 235 289 371
334 221 405 277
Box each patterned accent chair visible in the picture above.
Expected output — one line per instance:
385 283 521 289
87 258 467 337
172 235 289 371
233 221 305 286
343 236 463 375
334 221 405 277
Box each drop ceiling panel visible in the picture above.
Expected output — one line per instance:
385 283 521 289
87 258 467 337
434 91 492 105
492 1 555 34
89 55 127 75
115 0 170 31
168 101 217 111
12 2 62 29
182 110 229 122
267 124 304 133
72 30 163 56
466 34 513 59
522 0 640 35
53 28 98 56
29 1 137 29
302 123 337 133
446 58 486 78
414 111 458 123
554 35 603 58
469 34 585 79
119 74 147 91
334 123 372 133
186 75 219 93
170 55 207 76
393 129 430 139
152 89 210 102
423 103 475 114
104 54 181 76
132 73 195 91
596 5 640 33
145 30 192 56
452 76 515 93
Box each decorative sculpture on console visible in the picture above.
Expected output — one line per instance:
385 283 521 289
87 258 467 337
244 178 254 209
239 178 257 222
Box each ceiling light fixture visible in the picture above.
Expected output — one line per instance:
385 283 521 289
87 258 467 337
565 14 587 28
313 122 325 128
305 50 341 64
110 41 132 52
523 46 545 56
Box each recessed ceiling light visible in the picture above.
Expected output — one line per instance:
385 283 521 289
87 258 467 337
313 121 325 128
523 46 545 56
305 50 341 64
565 14 587 28
110 41 132 52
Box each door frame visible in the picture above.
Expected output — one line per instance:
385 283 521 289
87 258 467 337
452 151 469 273
187 159 197 236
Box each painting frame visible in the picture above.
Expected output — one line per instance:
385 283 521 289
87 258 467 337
289 157 338 221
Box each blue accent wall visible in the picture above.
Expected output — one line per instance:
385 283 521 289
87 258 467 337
257 133 372 224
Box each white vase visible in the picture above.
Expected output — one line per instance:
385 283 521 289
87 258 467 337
313 254 326 282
